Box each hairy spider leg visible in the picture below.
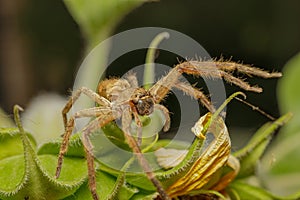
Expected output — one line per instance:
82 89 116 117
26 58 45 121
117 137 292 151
150 61 281 110
125 72 139 88
174 81 215 112
129 101 143 146
62 87 111 128
122 106 171 200
55 107 113 179
153 104 171 132
179 61 281 92
176 61 262 92
211 61 282 78
149 62 214 112
80 114 116 200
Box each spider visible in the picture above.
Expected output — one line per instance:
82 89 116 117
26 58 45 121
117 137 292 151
55 60 281 200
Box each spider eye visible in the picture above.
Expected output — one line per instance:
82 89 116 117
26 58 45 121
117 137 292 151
135 98 154 116
137 99 143 105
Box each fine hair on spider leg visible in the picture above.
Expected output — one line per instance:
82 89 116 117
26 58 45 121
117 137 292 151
177 60 281 92
148 59 281 114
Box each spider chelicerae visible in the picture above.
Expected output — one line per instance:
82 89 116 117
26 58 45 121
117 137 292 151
55 60 281 200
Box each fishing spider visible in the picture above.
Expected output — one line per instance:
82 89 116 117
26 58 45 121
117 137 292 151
55 60 281 200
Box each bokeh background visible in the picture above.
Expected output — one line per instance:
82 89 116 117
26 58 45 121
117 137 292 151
1 0 299 138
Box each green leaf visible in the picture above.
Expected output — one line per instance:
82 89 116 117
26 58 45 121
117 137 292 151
277 52 300 136
63 170 138 200
228 181 278 200
130 191 158 200
233 113 292 178
228 180 300 200
0 155 25 192
259 52 300 196
0 128 36 160
63 0 151 48
38 132 85 157
0 106 87 200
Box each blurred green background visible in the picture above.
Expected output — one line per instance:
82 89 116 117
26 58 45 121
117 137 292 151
0 0 299 131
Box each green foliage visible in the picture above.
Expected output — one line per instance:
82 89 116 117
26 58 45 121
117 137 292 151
228 181 280 200
0 106 150 200
63 0 149 48
233 113 292 179
260 52 300 196
0 109 86 200
0 97 297 199
227 114 293 199
277 52 300 136
63 170 139 200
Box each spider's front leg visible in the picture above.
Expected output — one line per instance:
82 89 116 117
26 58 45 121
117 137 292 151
56 107 115 200
80 115 116 200
121 107 171 200
55 107 112 179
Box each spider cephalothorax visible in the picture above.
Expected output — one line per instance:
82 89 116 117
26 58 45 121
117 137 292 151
55 60 281 200
130 88 155 116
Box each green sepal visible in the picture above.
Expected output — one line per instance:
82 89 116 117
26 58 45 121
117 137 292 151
38 132 85 157
228 180 300 200
63 170 138 200
0 128 36 160
0 106 87 200
130 191 158 200
228 181 278 200
233 113 292 178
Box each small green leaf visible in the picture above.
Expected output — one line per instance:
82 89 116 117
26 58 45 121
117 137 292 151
228 181 278 200
233 113 292 178
101 122 131 152
228 180 300 200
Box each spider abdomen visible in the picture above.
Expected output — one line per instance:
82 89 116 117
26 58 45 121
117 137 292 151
98 78 131 102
